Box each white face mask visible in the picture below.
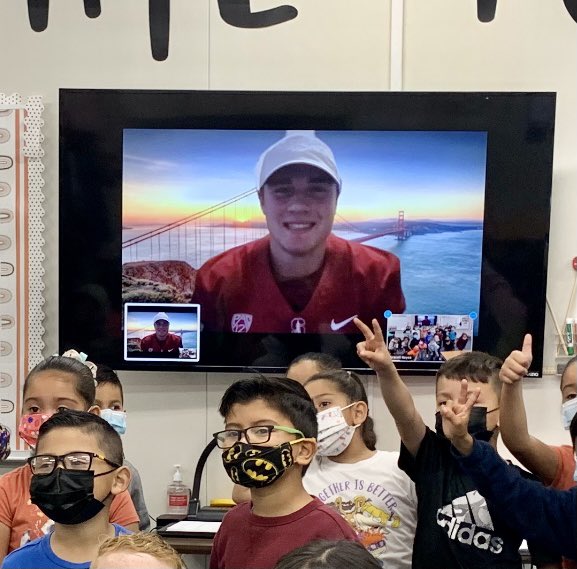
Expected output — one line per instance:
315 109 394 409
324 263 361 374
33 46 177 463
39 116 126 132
316 402 360 457
561 398 577 430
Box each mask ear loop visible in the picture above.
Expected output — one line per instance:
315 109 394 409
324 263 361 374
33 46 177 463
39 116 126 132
341 400 365 427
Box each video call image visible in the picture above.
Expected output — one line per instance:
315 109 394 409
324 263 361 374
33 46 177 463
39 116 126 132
387 314 475 362
124 303 200 362
122 129 487 335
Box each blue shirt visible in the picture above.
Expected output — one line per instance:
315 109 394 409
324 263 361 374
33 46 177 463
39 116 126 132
454 439 577 560
1 524 131 569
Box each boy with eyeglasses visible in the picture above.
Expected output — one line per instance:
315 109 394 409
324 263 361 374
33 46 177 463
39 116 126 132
210 376 357 569
1 410 132 569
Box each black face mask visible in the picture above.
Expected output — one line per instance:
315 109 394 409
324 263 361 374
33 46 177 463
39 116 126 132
435 406 498 442
30 468 113 525
222 441 296 489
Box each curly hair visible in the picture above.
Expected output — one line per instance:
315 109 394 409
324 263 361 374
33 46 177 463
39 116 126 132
93 532 186 569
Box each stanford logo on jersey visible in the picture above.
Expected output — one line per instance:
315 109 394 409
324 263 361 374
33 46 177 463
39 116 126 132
291 318 306 334
231 313 253 333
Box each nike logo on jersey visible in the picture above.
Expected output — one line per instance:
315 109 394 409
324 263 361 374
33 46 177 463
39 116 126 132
330 315 358 331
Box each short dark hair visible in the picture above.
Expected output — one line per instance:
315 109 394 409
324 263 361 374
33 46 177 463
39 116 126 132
95 364 124 404
436 351 503 398
288 352 342 373
561 356 577 388
24 356 96 409
219 376 317 440
305 370 377 450
274 540 381 569
37 409 123 465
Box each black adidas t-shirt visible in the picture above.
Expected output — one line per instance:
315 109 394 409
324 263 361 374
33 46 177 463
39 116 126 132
398 428 559 569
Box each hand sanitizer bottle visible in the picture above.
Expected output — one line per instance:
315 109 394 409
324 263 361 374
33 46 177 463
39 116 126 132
167 464 190 515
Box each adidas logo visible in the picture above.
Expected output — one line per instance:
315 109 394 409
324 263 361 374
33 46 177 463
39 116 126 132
436 491 503 554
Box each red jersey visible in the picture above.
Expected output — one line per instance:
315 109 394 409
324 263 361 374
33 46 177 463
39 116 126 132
140 333 182 354
209 497 358 569
194 235 405 334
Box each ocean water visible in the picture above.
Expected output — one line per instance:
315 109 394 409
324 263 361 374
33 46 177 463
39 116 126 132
365 230 483 315
122 227 482 317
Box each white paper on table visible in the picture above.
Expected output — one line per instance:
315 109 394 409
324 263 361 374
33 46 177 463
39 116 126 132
165 521 221 533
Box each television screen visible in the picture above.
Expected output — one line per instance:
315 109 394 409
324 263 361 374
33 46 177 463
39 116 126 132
59 90 554 375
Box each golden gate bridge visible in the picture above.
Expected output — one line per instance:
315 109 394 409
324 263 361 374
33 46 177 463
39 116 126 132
122 189 410 268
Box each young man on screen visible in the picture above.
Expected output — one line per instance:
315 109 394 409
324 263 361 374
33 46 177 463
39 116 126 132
139 312 182 356
193 131 405 335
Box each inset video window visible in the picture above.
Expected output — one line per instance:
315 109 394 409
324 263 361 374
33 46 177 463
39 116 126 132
124 303 200 362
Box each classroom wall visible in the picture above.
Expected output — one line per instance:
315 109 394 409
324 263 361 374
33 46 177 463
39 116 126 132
1 3 576 564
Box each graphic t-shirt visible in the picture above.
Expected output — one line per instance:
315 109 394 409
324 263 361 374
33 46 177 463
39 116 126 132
0 466 139 553
2 524 131 569
303 451 417 569
398 428 558 569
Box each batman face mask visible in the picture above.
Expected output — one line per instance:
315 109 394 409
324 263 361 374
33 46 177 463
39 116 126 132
221 441 297 488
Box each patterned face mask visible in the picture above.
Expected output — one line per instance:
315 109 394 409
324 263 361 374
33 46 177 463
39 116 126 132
222 440 300 488
316 403 360 457
0 424 10 460
18 413 51 448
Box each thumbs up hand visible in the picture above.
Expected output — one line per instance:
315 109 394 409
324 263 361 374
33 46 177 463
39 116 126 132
500 334 533 384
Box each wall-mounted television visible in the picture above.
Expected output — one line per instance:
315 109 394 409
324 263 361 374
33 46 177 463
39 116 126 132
59 90 555 375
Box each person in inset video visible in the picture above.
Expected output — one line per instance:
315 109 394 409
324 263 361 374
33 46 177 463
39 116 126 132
139 312 182 356
194 131 405 334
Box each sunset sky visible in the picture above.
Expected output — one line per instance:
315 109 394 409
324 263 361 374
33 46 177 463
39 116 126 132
122 129 487 227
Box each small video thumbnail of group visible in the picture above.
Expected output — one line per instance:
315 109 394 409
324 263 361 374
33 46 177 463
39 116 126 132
124 302 200 362
386 314 474 362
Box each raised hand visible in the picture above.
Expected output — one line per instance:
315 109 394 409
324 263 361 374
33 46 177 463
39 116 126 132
440 379 480 445
354 318 395 374
500 334 532 385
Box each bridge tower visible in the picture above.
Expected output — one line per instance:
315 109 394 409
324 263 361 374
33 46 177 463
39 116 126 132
396 210 407 241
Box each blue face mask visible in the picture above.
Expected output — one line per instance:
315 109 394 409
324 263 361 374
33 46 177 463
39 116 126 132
561 398 577 430
100 408 127 435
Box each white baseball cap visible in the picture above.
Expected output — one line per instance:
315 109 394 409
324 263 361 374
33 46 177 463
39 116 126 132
256 131 341 192
153 312 170 324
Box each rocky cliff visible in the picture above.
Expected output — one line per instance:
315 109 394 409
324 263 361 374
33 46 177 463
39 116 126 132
122 260 197 303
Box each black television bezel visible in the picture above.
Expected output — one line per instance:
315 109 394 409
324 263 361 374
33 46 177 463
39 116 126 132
59 89 555 376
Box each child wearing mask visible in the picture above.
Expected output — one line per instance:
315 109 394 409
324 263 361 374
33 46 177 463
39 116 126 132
211 376 357 569
442 381 577 561
1 410 132 569
0 356 139 564
498 337 576 568
354 318 561 569
303 370 417 569
94 365 150 531
232 352 341 504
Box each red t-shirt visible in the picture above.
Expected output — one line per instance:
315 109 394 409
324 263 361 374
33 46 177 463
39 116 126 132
140 333 182 354
209 497 358 569
194 234 405 334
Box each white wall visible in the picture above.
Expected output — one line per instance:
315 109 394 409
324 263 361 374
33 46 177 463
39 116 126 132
1 0 576 558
